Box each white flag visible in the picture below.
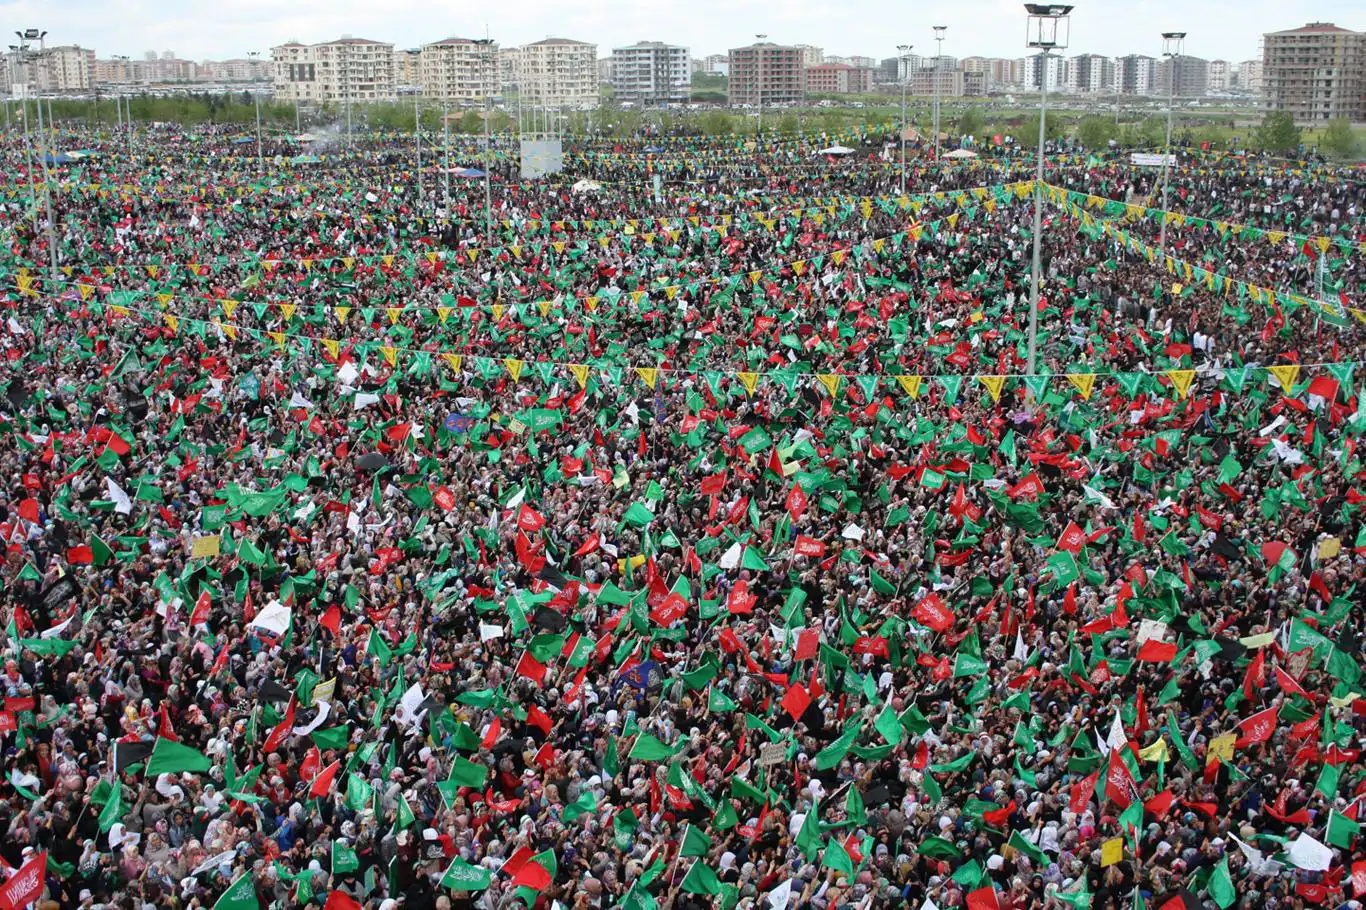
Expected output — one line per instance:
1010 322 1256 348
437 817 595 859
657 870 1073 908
766 878 794 910
1286 833 1332 871
719 542 742 570
106 478 133 515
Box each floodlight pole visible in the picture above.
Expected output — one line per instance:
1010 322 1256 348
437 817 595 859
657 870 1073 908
932 27 946 160
898 44 912 196
1158 32 1185 257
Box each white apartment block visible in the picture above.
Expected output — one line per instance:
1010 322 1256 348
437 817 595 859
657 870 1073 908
702 54 729 77
272 37 396 105
418 38 498 104
40 45 95 92
610 41 690 106
514 38 599 110
1207 59 1231 92
1238 59 1263 93
794 45 824 67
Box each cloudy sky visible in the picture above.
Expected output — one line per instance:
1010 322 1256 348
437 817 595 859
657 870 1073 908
1 0 1357 62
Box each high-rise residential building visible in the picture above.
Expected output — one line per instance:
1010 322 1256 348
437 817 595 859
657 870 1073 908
962 71 991 96
1238 59 1264 92
794 45 824 67
39 45 95 92
418 38 498 104
1068 54 1115 93
1263 22 1366 123
1023 53 1064 91
728 42 805 105
393 48 421 90
610 41 690 106
514 38 600 110
877 58 900 84
1117 54 1156 94
271 37 397 105
1155 55 1210 98
1207 59 1231 92
805 63 873 94
962 56 1017 88
703 54 730 77
198 58 273 82
897 55 925 81
909 67 964 97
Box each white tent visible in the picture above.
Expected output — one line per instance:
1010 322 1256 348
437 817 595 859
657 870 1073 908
816 145 855 156
944 148 979 159
571 178 602 194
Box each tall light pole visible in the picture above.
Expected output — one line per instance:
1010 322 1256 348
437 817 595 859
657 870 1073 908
754 34 767 136
114 54 133 162
248 51 264 170
1023 4 1071 389
9 41 39 218
475 38 495 244
1157 32 1185 257
897 44 912 196
932 26 946 160
17 29 58 281
414 91 422 202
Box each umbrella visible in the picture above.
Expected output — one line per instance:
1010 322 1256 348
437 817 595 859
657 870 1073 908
356 453 390 472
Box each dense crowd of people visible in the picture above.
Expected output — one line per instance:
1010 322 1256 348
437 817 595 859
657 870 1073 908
0 122 1364 910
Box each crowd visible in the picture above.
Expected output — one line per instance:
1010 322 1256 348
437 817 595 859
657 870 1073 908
0 123 1364 910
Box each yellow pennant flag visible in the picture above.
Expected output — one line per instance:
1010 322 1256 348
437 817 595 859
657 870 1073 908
1165 369 1196 399
77 283 94 300
1066 373 1096 400
301 259 313 271
216 321 237 341
164 314 179 334
466 249 480 262
816 374 842 398
509 245 522 259
664 286 679 301
279 303 297 322
976 375 1006 403
871 238 886 253
491 304 505 322
504 358 524 382
382 255 394 268
831 250 847 266
443 353 463 373
1138 739 1169 763
570 363 590 389
1267 363 1300 391
1100 838 1123 867
737 372 759 395
267 330 287 350
321 338 339 359
381 346 398 367
791 260 806 276
436 306 451 323
147 265 159 278
335 306 350 325
538 301 552 317
221 298 239 319
387 308 402 324
341 257 354 270
585 297 599 312
630 291 646 305
635 367 658 389
896 375 923 398
426 251 438 264
157 293 174 308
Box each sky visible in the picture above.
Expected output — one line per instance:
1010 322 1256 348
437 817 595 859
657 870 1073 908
1 0 1358 63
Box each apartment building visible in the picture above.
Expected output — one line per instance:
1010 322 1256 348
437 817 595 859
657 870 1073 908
1068 54 1115 93
728 42 805 105
1263 22 1365 122
271 37 397 104
1238 59 1264 92
610 41 690 106
1117 54 1156 95
1207 59 1232 92
514 38 600 110
702 54 730 77
910 67 965 97
1155 55 1210 98
393 48 421 90
794 45 824 67
962 57 1018 88
805 63 872 94
199 58 272 82
418 38 497 104
1023 53 1064 91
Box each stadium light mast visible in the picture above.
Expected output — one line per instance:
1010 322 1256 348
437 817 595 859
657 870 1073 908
248 51 264 170
932 27 946 161
17 28 58 281
1023 4 1071 392
1158 32 1185 257
897 44 913 196
475 37 496 244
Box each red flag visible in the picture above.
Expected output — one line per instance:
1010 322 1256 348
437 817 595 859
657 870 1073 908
516 651 548 684
1136 639 1178 663
1055 521 1087 554
910 593 955 633
1242 648 1266 701
0 850 46 910
795 629 820 661
158 704 178 742
1144 790 1175 818
726 580 756 615
966 886 1001 910
785 484 808 519
66 545 94 564
1275 665 1313 701
1235 706 1278 747
189 590 212 626
324 892 363 910
1104 749 1137 808
780 685 812 722
1070 771 1098 813
481 717 502 750
526 704 553 736
310 759 341 798
517 505 545 532
263 696 297 754
300 746 321 783
793 535 827 557
320 604 342 638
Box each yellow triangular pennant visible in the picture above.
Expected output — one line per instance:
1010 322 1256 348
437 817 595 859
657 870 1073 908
504 358 524 382
321 338 339 359
279 303 297 322
443 353 463 373
635 367 658 389
1267 364 1300 391
737 372 759 395
381 345 398 367
570 363 590 389
895 375 923 397
816 374 842 398
335 306 350 325
1066 373 1096 400
976 375 1006 403
1165 369 1196 399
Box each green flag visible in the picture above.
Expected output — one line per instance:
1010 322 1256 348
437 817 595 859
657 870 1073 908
1207 856 1236 909
680 860 723 896
440 858 492 891
681 824 713 858
212 872 260 910
145 738 212 776
629 734 678 761
332 841 359 874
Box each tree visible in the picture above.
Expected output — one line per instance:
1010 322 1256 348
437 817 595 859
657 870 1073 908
777 114 799 135
1255 111 1301 154
1321 118 1359 159
1012 111 1065 149
1076 116 1118 149
956 108 985 138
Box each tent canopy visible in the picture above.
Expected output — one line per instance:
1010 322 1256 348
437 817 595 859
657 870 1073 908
944 148 979 159
817 145 855 156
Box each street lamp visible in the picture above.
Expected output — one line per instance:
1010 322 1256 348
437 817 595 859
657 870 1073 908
9 42 39 219
114 54 133 162
474 38 496 244
932 26 946 160
1022 3 1072 388
897 44 913 196
754 34 767 136
1157 31 1185 256
248 51 264 170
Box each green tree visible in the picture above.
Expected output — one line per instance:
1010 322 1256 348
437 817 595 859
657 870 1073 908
699 111 736 136
956 107 985 138
1076 116 1118 149
1255 111 1301 154
457 112 483 134
1012 111 1066 149
777 114 799 135
1320 117 1359 158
